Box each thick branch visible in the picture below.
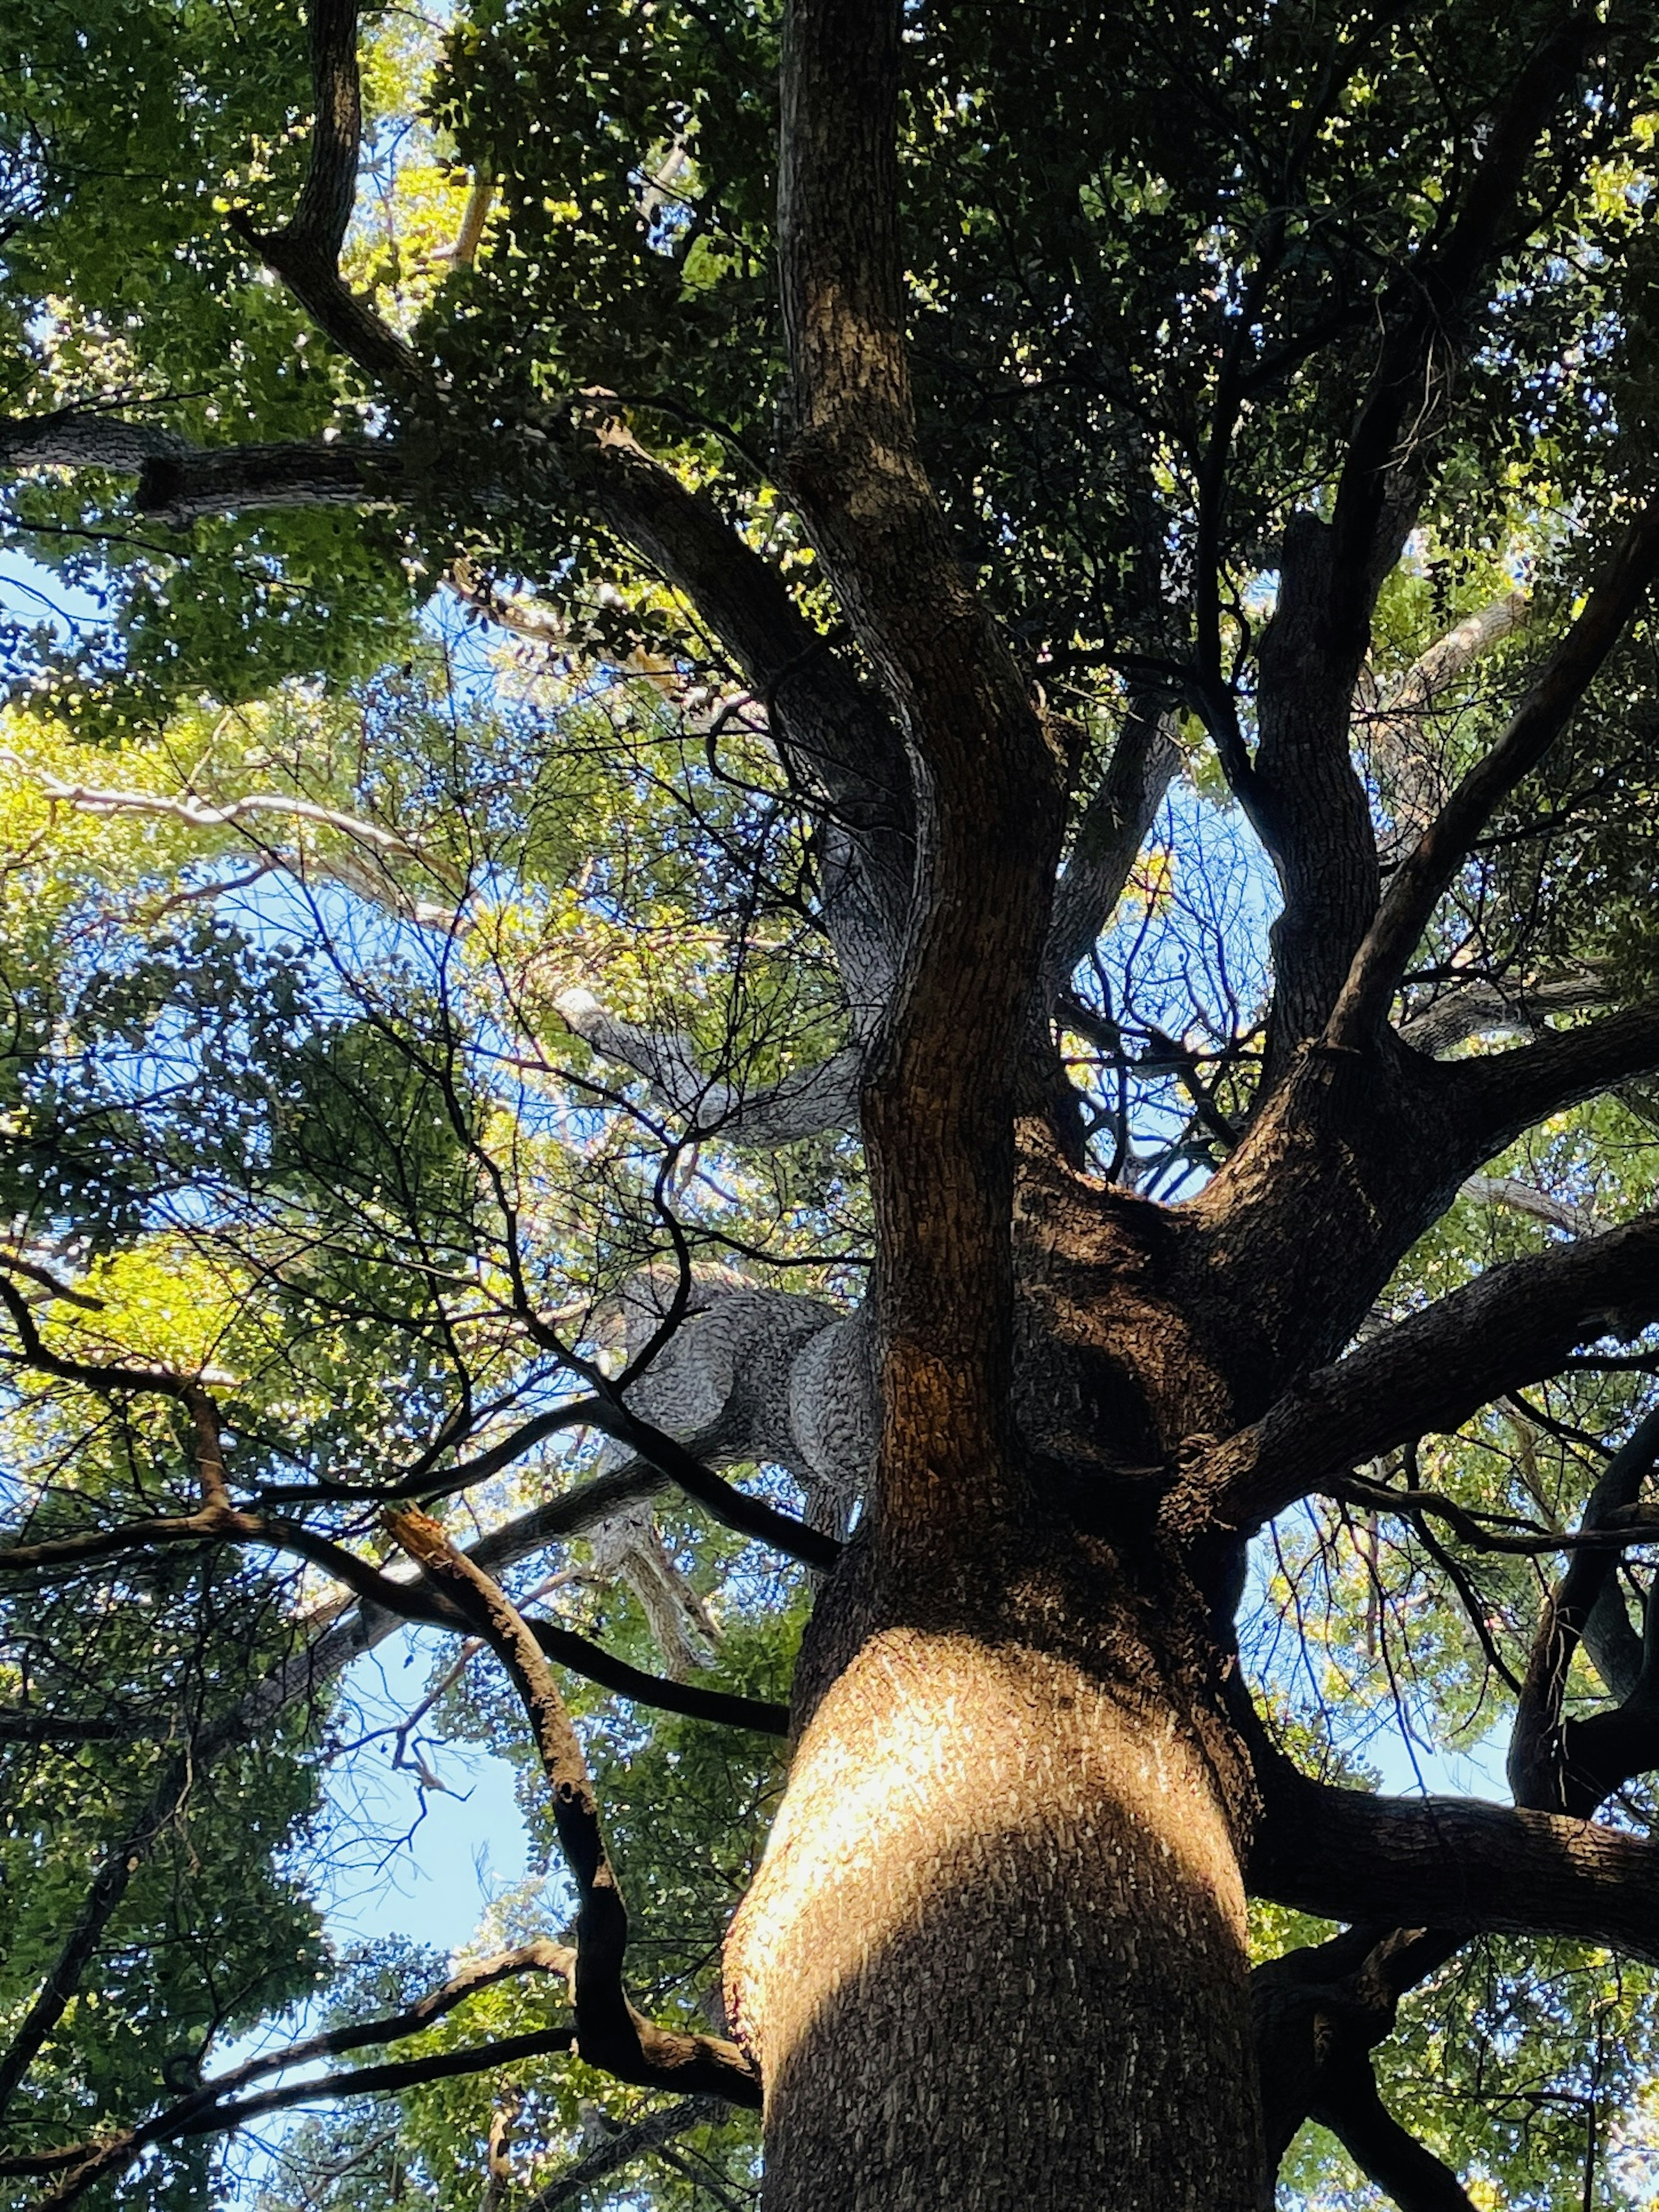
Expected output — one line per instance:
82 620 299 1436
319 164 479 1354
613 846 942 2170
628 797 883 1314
1166 1212 1659 1539
779 0 1068 1546
1312 2049 1477 2212
0 409 188 474
1249 1755 1659 1963
1449 999 1659 1155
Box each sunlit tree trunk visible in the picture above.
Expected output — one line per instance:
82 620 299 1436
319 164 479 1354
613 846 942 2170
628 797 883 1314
728 1559 1265 2212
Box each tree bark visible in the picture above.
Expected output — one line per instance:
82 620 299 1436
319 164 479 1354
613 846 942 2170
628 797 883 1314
726 1571 1265 2212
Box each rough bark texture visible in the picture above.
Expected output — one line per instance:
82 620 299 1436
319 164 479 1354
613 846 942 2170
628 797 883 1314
15 2 1659 2206
727 1593 1263 2212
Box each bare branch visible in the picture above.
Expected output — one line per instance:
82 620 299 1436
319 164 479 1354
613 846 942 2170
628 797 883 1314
228 0 423 391
385 1511 761 2106
1449 1000 1659 1155
1249 1752 1659 1963
1312 2047 1478 2212
1457 1174 1595 1237
1509 1409 1659 1810
556 988 861 1147
1041 704 1182 1007
1398 966 1618 1057
521 2098 719 2212
530 1619 787 1736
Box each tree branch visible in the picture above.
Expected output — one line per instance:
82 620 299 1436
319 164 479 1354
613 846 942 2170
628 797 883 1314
1398 965 1618 1057
1328 498 1659 1049
1248 1752 1659 1963
528 1619 787 1736
521 2098 718 2212
1367 591 1532 860
228 0 423 391
385 1511 761 2106
779 0 1069 1547
1311 2047 1478 2212
24 2025 585 2209
1250 11 1600 1069
1449 999 1659 1155
1508 1409 1659 1809
1165 1212 1659 1539
556 987 861 1147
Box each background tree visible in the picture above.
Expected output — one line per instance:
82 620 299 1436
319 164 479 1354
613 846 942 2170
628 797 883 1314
5 0 1659 2206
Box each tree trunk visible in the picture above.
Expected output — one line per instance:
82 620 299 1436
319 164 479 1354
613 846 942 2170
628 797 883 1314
726 1560 1266 2211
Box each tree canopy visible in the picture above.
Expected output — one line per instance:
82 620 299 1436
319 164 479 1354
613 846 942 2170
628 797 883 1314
4 0 1659 2207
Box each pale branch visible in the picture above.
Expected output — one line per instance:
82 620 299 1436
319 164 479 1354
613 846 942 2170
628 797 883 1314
1458 1174 1594 1238
1366 590 1532 860
1391 591 1534 716
1328 496 1659 1049
1039 704 1182 1009
1166 1212 1659 1539
9 765 428 859
1248 1754 1659 1963
556 987 861 1147
1398 967 1618 1057
1448 1000 1659 1155
1508 1409 1659 1811
450 175 496 268
521 2098 718 2212
385 1511 762 2107
468 1461 672 1566
0 757 466 927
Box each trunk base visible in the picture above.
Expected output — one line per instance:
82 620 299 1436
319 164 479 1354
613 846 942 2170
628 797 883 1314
727 1625 1265 2211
